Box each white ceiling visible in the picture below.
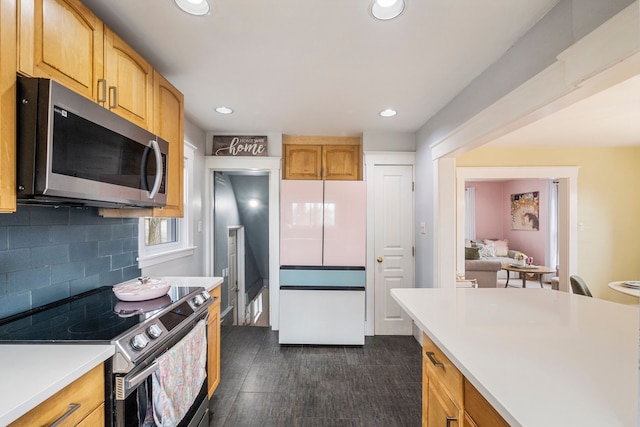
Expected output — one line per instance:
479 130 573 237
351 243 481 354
486 73 640 148
80 0 560 136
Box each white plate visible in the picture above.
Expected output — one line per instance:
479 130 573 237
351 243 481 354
113 278 171 301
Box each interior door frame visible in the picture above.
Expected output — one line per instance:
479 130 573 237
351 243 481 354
204 156 281 329
456 166 578 292
364 151 416 336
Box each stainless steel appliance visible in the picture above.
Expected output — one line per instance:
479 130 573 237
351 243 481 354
0 284 213 427
16 77 168 208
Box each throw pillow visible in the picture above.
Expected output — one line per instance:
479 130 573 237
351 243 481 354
484 239 509 257
478 243 496 258
465 247 480 260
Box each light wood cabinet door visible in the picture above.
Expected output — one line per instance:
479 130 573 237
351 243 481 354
427 380 461 427
322 145 359 180
104 27 153 130
18 0 104 102
464 379 509 427
0 0 17 213
284 144 322 180
152 70 184 218
208 287 221 398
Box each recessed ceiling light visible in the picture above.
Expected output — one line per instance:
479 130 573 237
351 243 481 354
379 108 397 117
174 0 210 16
215 106 233 114
370 0 405 21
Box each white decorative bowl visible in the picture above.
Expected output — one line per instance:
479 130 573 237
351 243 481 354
113 278 171 301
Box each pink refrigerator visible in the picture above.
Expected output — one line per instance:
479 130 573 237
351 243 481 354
279 180 366 345
280 180 366 267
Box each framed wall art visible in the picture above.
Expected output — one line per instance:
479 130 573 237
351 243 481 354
511 192 539 230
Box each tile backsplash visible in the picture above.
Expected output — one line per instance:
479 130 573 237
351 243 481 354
0 205 140 319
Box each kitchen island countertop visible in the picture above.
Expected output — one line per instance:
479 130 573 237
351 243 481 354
391 287 639 427
0 344 114 426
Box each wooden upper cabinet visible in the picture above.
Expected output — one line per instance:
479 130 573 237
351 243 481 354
284 145 322 180
323 145 359 180
18 0 104 102
152 70 184 218
1 0 17 213
283 136 361 181
104 27 153 130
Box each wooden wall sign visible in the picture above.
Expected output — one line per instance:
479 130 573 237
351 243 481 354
212 136 267 156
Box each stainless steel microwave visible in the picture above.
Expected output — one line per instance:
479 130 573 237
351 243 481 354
16 77 168 208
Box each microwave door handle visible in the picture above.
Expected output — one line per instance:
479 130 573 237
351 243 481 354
148 139 163 199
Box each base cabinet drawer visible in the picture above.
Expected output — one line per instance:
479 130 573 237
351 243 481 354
9 364 104 427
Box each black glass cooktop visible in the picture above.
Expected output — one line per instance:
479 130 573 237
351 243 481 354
0 286 202 343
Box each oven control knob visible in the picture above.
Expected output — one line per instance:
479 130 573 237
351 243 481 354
193 294 205 306
130 334 150 351
147 324 163 339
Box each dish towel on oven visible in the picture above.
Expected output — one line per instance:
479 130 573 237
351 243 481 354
152 320 207 427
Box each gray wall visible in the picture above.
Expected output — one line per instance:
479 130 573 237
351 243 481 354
213 172 270 315
228 174 269 285
414 0 634 288
0 206 139 318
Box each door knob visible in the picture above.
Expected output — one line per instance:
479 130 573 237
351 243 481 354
377 256 383 263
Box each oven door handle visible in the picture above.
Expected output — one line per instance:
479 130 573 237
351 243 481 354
125 361 159 392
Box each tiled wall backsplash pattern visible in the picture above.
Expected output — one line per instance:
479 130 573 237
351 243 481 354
0 206 140 318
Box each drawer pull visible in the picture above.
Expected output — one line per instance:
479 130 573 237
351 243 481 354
446 416 457 426
49 403 81 427
426 351 444 368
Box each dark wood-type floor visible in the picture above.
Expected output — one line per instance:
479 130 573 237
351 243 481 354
209 325 422 426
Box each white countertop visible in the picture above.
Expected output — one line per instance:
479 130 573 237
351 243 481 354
161 276 223 292
0 345 114 426
391 288 639 427
0 277 222 425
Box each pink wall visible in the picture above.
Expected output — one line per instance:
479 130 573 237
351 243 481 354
469 181 503 239
467 179 548 265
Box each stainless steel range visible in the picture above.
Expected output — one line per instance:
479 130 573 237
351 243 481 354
0 283 213 427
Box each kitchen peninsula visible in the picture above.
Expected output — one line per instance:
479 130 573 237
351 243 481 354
391 288 639 427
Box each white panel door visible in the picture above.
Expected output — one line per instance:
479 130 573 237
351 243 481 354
323 181 366 267
374 165 414 335
280 180 324 266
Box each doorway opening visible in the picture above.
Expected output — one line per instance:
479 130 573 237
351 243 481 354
213 171 270 327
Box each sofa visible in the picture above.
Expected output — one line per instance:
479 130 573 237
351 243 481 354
464 239 524 288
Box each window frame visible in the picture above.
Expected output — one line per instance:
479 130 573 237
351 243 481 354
137 142 196 269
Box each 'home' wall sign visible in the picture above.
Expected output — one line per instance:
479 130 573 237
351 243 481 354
212 136 267 156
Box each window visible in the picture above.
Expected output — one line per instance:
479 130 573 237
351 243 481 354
138 142 196 268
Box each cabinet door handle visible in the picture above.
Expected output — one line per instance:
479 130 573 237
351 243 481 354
446 416 457 427
48 403 81 427
97 79 106 103
108 86 118 109
426 351 444 368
